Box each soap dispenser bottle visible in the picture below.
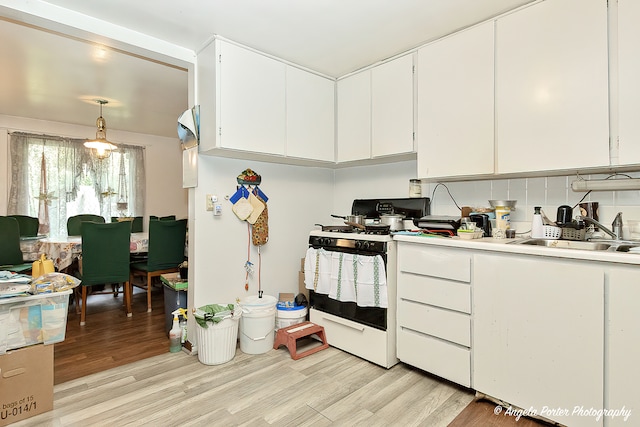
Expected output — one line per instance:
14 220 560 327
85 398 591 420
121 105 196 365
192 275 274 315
169 311 182 353
531 206 544 238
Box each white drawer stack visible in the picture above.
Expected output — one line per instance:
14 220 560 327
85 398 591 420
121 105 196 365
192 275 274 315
396 242 472 387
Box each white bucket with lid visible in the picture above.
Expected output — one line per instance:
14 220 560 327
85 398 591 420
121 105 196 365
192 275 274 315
276 304 308 330
238 294 277 354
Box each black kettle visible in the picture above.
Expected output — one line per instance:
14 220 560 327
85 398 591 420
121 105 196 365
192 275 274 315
556 205 573 226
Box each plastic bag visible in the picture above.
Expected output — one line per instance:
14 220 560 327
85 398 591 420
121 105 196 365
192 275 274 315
31 273 81 294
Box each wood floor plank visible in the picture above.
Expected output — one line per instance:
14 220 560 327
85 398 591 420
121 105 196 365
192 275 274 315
9 285 557 426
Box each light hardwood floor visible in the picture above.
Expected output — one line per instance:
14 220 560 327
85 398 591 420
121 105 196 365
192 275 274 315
17 341 474 426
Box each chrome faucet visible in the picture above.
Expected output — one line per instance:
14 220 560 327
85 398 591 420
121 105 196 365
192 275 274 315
577 215 620 240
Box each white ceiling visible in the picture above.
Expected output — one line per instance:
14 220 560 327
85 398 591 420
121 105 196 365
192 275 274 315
0 0 534 139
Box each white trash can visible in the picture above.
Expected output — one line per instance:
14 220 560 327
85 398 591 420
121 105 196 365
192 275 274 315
194 304 241 365
238 295 277 354
276 303 308 330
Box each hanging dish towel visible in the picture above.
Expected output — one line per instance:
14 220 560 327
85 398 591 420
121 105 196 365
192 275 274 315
304 247 331 295
355 255 387 308
329 252 357 303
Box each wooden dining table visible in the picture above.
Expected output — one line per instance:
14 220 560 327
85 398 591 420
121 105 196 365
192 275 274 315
19 232 149 271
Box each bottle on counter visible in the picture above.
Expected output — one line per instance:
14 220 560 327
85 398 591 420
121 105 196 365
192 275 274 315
409 179 422 198
531 206 544 238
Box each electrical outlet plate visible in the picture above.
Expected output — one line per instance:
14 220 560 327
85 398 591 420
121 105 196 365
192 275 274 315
206 194 217 211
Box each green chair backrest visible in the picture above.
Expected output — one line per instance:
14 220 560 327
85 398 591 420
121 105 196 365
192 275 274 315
110 216 142 233
131 216 143 233
147 219 187 271
67 214 105 236
150 215 176 221
80 221 131 286
7 215 39 237
0 217 26 265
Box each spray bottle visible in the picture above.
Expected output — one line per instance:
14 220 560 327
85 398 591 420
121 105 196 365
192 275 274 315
169 310 183 353
531 206 544 239
175 308 188 344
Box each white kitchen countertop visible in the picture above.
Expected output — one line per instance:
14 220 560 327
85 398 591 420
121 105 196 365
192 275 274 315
392 233 640 266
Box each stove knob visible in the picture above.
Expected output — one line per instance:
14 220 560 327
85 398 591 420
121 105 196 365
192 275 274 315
354 241 362 249
361 241 371 250
320 237 332 246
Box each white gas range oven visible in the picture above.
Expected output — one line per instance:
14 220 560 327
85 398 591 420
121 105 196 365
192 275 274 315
305 197 430 368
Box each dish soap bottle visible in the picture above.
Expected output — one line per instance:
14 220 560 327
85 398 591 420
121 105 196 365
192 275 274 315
531 206 544 238
169 311 182 353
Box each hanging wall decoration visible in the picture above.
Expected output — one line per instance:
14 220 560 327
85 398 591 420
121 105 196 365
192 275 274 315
230 168 269 294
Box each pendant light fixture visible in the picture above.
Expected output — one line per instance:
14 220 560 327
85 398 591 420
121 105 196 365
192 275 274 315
85 99 117 160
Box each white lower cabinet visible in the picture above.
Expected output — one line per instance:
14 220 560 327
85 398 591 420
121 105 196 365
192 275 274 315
607 266 640 427
397 243 472 387
473 253 604 427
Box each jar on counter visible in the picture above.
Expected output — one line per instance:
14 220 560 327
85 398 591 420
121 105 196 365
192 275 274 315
409 179 422 198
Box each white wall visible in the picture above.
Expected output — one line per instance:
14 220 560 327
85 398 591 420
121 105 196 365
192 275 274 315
332 160 419 214
0 114 187 222
192 156 333 308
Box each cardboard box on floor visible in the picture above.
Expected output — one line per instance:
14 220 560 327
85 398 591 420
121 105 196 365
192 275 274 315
0 344 54 426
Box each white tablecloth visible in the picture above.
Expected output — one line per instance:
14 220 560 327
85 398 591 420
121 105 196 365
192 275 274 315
20 232 149 271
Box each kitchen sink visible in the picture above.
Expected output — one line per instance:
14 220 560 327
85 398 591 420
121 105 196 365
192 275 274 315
514 238 640 253
613 244 640 253
514 238 612 251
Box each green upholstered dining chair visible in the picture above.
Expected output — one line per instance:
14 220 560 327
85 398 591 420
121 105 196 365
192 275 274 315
0 216 33 273
67 214 105 236
110 216 143 233
130 218 187 312
131 216 143 233
7 215 39 237
77 221 132 325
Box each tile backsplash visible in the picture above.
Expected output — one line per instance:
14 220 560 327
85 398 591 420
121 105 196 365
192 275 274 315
425 172 640 233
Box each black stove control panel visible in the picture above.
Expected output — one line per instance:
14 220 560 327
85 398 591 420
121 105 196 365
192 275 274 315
351 197 430 220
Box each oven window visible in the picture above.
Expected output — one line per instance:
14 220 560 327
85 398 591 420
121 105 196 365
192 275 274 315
310 290 387 331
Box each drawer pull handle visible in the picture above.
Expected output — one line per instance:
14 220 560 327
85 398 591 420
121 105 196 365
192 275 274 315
324 316 365 332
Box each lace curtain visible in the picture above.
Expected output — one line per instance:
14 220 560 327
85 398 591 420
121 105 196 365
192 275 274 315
8 132 145 236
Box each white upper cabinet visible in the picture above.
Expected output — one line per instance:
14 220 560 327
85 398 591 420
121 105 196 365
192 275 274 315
217 40 286 156
617 0 640 166
416 21 495 179
336 71 371 162
495 0 609 174
337 54 415 163
197 38 335 164
286 66 335 162
371 53 415 158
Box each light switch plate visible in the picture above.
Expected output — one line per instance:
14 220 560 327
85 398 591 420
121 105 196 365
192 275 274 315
206 194 216 211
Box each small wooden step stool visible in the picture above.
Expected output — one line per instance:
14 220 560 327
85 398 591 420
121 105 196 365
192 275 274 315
273 321 329 360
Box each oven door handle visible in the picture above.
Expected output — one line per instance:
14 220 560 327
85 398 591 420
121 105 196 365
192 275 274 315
323 315 365 332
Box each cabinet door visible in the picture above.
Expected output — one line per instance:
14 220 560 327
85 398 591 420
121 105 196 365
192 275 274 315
474 254 603 427
417 22 494 178
336 71 371 162
218 40 286 155
371 54 414 158
607 266 640 427
618 0 640 165
495 0 609 174
286 67 335 162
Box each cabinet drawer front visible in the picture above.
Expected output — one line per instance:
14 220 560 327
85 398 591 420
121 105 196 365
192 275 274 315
398 271 470 313
398 244 471 282
397 328 471 387
398 300 470 346
310 309 397 368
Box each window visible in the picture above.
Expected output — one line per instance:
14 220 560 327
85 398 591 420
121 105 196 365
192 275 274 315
8 132 145 236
